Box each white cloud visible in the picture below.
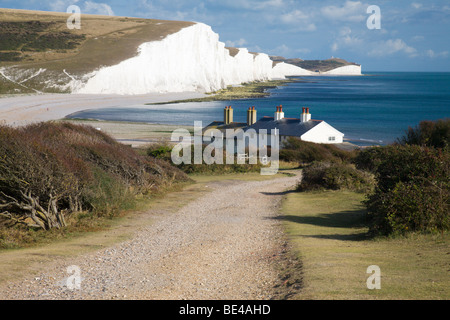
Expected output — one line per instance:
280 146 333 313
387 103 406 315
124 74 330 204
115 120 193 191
83 1 114 16
225 38 248 47
279 10 316 31
426 50 449 58
331 42 339 52
321 0 367 22
368 39 417 57
269 44 291 56
411 3 422 9
46 0 114 16
49 0 80 12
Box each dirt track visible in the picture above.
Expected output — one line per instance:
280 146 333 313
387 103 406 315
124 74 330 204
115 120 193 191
0 174 299 300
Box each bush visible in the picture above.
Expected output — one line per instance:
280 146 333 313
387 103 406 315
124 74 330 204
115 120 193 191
362 144 449 235
297 162 375 192
397 118 450 149
0 122 189 231
280 137 356 165
146 143 264 175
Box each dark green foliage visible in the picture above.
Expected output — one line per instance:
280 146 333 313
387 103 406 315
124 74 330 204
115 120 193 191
397 118 450 149
22 32 85 52
280 137 356 165
146 143 263 174
361 144 449 235
0 52 23 62
147 144 173 159
0 21 85 52
296 162 375 192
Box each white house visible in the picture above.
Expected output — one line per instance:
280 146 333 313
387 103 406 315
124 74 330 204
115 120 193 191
202 105 344 149
244 106 344 145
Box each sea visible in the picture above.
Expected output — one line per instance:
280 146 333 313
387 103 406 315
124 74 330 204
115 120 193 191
66 72 450 145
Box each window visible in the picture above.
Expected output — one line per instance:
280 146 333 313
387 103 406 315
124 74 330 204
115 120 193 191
328 136 336 141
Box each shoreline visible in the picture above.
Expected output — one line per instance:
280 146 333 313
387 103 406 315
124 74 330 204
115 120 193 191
0 91 206 127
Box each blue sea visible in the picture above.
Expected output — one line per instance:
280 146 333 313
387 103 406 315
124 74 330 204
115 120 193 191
67 72 450 145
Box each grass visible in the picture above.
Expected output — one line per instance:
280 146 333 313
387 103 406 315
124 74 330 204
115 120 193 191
279 190 449 300
147 79 296 104
0 8 193 94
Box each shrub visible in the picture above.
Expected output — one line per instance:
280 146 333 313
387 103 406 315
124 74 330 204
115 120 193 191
280 137 356 165
297 162 375 192
362 144 449 235
0 122 189 231
397 118 450 149
146 143 264 175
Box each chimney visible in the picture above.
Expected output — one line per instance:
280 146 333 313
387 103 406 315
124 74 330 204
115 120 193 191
301 107 311 122
224 106 229 124
306 107 311 121
251 106 257 125
275 105 284 121
224 106 233 125
247 106 257 126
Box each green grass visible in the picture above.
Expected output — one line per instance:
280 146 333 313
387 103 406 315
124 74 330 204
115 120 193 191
280 190 449 300
147 79 296 104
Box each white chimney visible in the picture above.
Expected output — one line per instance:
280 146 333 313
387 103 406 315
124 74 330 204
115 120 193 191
275 105 284 121
300 107 311 122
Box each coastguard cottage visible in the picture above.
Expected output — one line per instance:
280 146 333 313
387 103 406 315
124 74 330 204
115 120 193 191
203 105 344 147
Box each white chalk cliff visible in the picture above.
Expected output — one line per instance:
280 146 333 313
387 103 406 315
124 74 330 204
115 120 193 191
323 65 362 75
71 23 359 95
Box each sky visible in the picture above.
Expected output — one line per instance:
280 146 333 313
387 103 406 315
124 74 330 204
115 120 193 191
1 0 449 71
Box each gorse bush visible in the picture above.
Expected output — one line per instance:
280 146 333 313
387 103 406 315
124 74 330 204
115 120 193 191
0 122 189 231
297 162 375 193
359 144 449 235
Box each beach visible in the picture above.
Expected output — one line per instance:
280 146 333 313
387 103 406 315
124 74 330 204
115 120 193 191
0 92 203 147
0 92 205 127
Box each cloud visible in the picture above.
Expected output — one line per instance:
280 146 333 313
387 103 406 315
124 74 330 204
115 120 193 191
368 39 417 57
321 1 367 22
331 27 363 52
269 44 291 56
225 38 248 47
83 1 114 16
46 0 114 16
426 50 449 58
279 10 316 31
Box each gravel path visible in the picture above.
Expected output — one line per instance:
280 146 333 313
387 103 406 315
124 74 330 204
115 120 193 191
0 174 298 300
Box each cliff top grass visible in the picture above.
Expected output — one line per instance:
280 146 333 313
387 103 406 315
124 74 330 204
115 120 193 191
0 9 194 94
0 9 193 73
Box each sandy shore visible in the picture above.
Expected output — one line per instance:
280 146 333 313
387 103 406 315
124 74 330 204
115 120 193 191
0 92 205 127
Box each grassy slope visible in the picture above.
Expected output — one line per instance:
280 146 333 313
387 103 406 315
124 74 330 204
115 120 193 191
280 190 449 300
0 9 193 93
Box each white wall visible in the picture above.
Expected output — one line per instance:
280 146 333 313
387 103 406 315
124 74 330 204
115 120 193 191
300 121 344 144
